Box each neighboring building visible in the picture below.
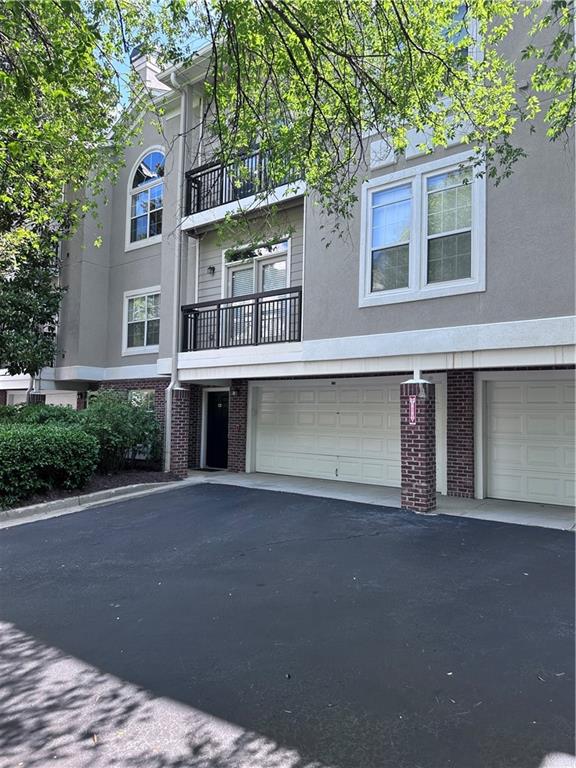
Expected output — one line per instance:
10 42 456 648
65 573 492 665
1 32 574 513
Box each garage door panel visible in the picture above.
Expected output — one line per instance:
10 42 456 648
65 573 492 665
525 445 561 468
489 413 523 436
525 383 564 404
525 414 563 437
487 380 575 507
254 382 402 487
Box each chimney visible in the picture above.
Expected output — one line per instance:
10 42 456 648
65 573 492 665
130 47 170 93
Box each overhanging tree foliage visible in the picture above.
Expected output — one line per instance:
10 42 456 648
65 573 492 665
0 0 150 375
0 0 573 375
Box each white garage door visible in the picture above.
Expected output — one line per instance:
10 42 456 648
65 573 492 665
486 380 575 507
254 381 401 486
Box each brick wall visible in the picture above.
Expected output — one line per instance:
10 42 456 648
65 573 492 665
0 390 6 406
400 382 436 513
170 387 191 478
188 384 203 469
228 379 248 472
447 370 475 498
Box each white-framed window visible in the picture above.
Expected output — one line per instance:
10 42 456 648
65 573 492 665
127 389 155 410
222 240 291 345
359 151 485 307
224 240 290 298
122 287 161 356
126 148 164 251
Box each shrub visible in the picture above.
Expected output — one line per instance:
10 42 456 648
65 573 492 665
0 405 19 422
16 404 79 424
78 390 160 473
0 424 99 508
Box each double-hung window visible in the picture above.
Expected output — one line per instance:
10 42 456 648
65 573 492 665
360 151 485 306
123 288 160 355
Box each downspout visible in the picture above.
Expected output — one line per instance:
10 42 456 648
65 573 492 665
164 73 187 472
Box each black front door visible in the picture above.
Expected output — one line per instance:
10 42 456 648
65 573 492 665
205 391 229 469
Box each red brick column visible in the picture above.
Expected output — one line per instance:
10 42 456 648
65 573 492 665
447 370 475 498
228 379 248 472
27 392 46 404
188 385 203 469
0 390 6 406
170 387 191 478
400 381 436 513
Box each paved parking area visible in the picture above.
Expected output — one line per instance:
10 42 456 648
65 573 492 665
0 483 573 768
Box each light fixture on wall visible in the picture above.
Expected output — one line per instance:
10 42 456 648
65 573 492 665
207 265 216 275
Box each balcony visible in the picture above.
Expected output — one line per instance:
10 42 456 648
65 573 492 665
183 151 304 226
181 287 302 352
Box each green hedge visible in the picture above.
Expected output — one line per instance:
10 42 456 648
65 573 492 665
0 424 99 508
79 390 160 473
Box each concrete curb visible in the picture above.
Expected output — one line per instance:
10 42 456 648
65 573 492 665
0 476 205 529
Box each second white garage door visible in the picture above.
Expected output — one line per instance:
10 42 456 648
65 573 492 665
486 379 575 507
253 380 401 486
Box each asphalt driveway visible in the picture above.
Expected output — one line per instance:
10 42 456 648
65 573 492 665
0 483 573 768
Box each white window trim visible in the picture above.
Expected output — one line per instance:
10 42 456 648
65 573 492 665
221 238 292 298
125 145 165 253
122 285 161 357
359 150 486 307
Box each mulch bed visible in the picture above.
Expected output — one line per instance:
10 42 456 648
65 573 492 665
11 470 181 510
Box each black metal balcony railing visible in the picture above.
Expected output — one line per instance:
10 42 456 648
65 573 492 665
184 150 296 215
181 287 302 351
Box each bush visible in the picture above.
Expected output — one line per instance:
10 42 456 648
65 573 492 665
79 390 160 473
16 404 79 424
0 424 99 508
0 405 19 422
0 403 79 424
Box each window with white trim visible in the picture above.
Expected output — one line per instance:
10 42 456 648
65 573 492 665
129 150 164 245
225 240 289 297
124 290 160 354
360 152 485 306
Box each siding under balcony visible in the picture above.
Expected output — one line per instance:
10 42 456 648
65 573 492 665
182 150 305 230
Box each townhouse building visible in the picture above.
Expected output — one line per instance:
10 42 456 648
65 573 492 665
1 28 574 513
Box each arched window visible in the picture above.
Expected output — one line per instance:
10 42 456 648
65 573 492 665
129 150 164 243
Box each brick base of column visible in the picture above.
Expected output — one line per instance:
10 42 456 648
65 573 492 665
170 387 191 478
400 381 436 513
228 379 248 472
27 392 46 405
447 370 475 498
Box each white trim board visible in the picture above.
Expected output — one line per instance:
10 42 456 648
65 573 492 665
52 364 163 382
174 316 575 379
181 181 306 230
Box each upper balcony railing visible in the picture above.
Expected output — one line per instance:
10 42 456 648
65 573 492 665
184 150 297 215
181 287 302 352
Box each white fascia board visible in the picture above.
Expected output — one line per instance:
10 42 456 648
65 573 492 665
175 316 575 379
181 181 306 231
176 346 575 382
53 364 163 382
303 316 576 363
0 372 32 390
